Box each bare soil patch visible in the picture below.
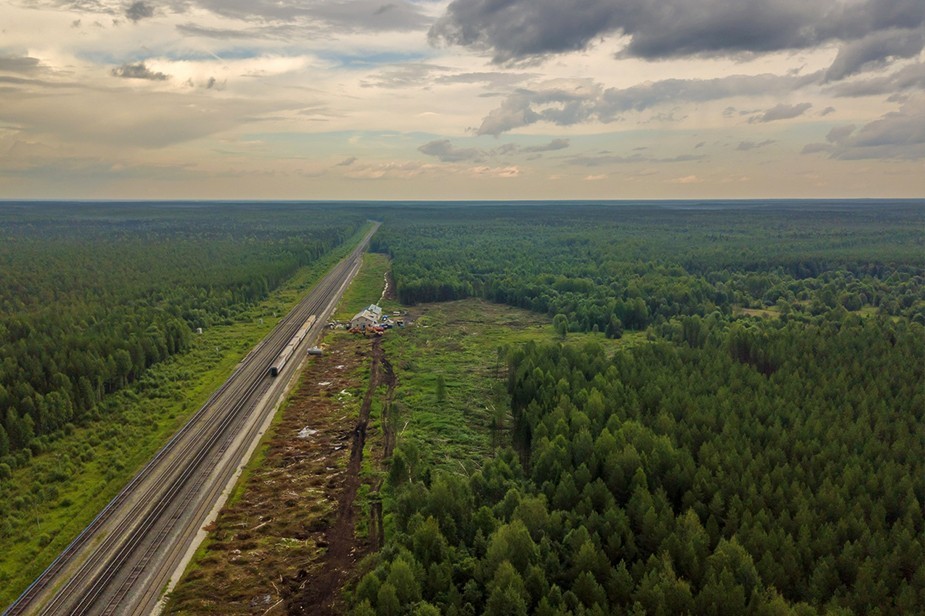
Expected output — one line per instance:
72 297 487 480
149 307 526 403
165 332 392 615
285 337 395 615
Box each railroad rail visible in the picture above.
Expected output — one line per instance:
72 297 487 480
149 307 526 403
5 223 379 616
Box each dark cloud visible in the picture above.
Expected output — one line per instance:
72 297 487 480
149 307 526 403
0 55 43 74
826 61 925 97
336 156 358 166
802 97 925 159
520 138 570 153
801 142 833 154
0 75 46 86
736 140 775 151
418 138 572 162
493 139 571 156
111 62 169 80
184 76 224 89
125 1 154 22
827 124 857 143
476 72 820 135
418 139 485 162
430 0 925 73
825 28 925 81
748 102 812 123
566 152 705 167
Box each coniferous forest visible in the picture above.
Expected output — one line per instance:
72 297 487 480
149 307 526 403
0 203 364 461
356 201 924 615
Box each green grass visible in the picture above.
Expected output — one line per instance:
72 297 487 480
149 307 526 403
382 299 641 474
0 223 375 608
333 252 399 322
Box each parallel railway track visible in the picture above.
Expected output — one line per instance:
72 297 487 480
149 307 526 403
5 224 379 616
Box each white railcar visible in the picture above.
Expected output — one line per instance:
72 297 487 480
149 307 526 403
269 316 316 376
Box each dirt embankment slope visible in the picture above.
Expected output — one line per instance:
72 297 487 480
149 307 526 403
165 333 395 616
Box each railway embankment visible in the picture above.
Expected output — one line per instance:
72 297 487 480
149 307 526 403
163 331 392 615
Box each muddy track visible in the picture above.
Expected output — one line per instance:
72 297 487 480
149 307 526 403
286 337 395 615
372 349 395 551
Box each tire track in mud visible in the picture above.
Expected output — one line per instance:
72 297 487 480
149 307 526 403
286 337 395 615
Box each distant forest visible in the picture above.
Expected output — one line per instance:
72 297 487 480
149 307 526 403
0 203 365 462
372 202 924 327
358 201 925 615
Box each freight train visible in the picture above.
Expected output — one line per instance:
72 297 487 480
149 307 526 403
269 316 316 377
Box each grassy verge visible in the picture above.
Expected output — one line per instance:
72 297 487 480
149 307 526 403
0 223 374 608
333 252 398 322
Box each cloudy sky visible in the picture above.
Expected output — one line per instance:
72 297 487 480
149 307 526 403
1 0 923 199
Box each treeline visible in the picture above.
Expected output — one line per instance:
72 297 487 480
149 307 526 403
0 202 365 461
355 314 924 615
372 202 925 330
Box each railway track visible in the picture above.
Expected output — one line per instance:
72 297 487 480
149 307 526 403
5 223 379 616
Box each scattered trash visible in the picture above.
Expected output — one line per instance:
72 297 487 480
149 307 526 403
318 381 331 386
250 594 273 609
279 537 303 548
298 427 318 439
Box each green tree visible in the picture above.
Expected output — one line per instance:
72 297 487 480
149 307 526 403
0 423 9 457
553 314 568 339
386 556 422 607
436 375 446 403
485 561 528 616
376 582 401 616
413 603 441 616
606 315 623 339
354 600 376 616
411 516 448 568
485 520 537 576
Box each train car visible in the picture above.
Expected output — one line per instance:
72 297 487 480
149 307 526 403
269 316 316 377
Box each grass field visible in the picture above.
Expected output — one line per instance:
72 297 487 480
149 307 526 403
378 298 646 486
0 224 375 608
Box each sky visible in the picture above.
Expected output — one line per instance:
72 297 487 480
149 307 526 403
0 0 923 199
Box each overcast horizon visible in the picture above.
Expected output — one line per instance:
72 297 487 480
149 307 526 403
1 0 923 200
